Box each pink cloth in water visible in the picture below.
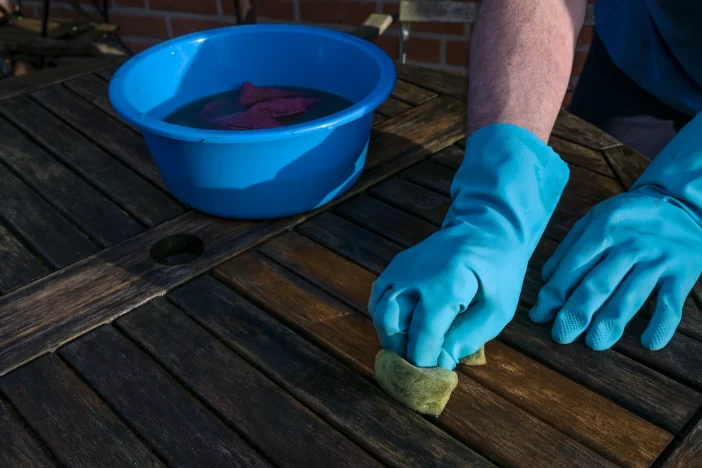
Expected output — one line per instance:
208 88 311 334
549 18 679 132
211 96 318 130
237 81 306 107
250 97 319 118
198 99 231 121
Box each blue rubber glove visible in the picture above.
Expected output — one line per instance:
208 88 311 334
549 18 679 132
368 124 570 370
530 112 702 351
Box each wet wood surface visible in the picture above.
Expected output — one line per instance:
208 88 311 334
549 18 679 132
0 63 699 467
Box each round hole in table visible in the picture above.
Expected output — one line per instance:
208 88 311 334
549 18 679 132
150 234 205 265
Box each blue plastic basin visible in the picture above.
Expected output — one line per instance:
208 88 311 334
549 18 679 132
109 24 396 219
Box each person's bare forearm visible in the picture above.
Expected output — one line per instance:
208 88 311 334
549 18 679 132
467 0 587 142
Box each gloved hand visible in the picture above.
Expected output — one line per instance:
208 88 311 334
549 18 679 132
368 124 570 370
530 112 702 350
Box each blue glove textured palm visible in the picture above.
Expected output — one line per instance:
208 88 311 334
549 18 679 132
530 112 702 351
368 124 570 370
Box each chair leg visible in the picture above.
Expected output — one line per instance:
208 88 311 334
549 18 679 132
399 22 410 64
235 0 256 24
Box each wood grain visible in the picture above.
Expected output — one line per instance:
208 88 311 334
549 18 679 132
0 58 123 102
0 399 58 468
170 276 492 468
372 113 386 126
0 96 465 377
60 326 270 468
395 63 466 98
399 0 478 23
0 354 164 467
392 79 438 105
376 96 413 118
552 109 621 150
0 116 144 246
215 252 615 468
501 309 702 433
0 160 98 268
117 299 379 468
0 222 48 294
602 144 650 190
0 95 183 227
63 74 123 122
549 136 616 178
371 177 450 225
31 85 165 189
259 232 672 466
430 145 464 170
662 416 702 467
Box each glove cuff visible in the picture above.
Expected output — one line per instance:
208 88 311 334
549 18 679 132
443 123 570 254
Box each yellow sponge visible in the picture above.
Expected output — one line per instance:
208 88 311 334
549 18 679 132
374 346 486 417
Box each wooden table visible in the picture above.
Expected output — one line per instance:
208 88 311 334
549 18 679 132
0 61 700 468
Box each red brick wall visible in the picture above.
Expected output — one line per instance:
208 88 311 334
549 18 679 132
24 0 593 106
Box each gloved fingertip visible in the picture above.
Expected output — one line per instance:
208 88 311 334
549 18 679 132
640 325 674 351
528 301 556 323
437 349 457 371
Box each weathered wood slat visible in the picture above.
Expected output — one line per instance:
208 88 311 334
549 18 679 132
0 116 144 247
0 58 123 102
117 299 380 468
395 63 466 98
430 145 463 170
376 96 413 118
0 96 465 378
0 399 59 468
63 74 124 122
258 233 673 466
502 310 702 433
0 355 164 467
549 136 616 178
392 79 438 106
31 85 165 189
552 109 620 150
294 204 702 433
0 162 98 268
602 144 650 190
371 177 450 225
372 113 387 126
215 252 615 468
399 0 478 23
662 417 702 467
170 276 493 468
0 96 183 227
97 67 118 81
60 326 270 468
0 222 49 294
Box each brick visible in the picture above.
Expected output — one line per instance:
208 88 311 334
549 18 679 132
578 26 593 45
110 12 169 38
246 0 296 20
170 17 236 37
114 0 147 7
375 35 399 60
571 50 589 76
406 36 441 63
300 0 375 25
446 39 468 67
150 0 219 15
123 38 163 54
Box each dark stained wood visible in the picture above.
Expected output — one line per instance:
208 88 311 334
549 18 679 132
371 177 450 225
170 276 493 468
501 309 702 433
215 252 615 468
431 145 464 170
97 67 118 81
395 63 466 98
31 85 165 189
0 222 49 294
402 160 455 195
662 416 702 467
335 194 435 247
602 144 650 190
392 79 438 105
552 109 620 150
0 161 98 268
0 58 123 102
0 355 164 467
372 113 386 126
0 116 144 246
0 95 183 227
117 299 379 468
376 96 413 118
59 326 270 468
259 231 672 466
399 0 478 23
63 74 124 122
549 136 616 178
0 95 465 377
297 212 401 275
0 399 59 468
